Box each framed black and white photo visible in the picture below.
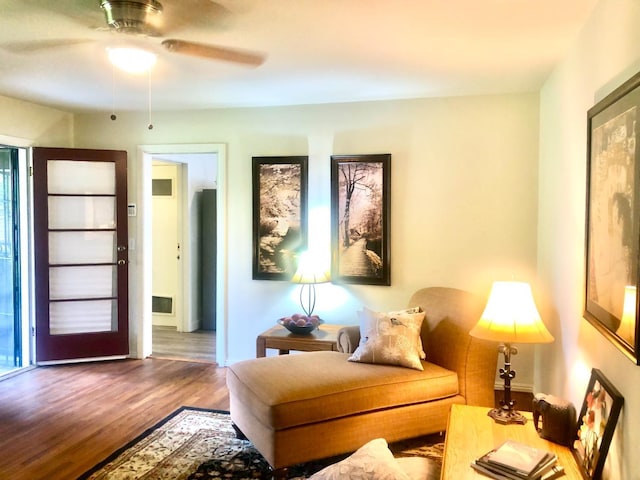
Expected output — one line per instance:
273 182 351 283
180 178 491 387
252 156 308 280
330 154 390 285
585 70 640 364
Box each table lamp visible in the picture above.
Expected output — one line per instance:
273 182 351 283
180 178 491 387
470 281 554 425
290 251 330 317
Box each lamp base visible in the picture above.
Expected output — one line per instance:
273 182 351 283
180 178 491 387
487 406 527 425
489 342 527 425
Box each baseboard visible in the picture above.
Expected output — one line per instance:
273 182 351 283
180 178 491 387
493 381 533 393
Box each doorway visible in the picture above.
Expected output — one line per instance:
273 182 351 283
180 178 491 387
137 144 226 364
150 157 216 362
0 148 21 374
0 146 33 376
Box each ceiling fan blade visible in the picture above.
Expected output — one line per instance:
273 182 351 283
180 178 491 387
0 39 95 54
161 39 265 67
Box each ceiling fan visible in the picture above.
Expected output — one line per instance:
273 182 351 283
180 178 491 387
98 0 265 67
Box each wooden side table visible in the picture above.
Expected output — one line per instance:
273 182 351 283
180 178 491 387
441 404 582 479
256 324 346 358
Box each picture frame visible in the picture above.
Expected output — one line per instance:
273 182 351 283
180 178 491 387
252 156 308 280
572 368 624 480
585 70 640 364
330 154 390 285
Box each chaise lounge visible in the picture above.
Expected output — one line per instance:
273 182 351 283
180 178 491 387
226 287 498 475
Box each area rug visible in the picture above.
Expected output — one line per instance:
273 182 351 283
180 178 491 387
79 406 444 480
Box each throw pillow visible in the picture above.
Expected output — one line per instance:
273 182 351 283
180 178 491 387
387 306 426 359
355 307 426 358
308 438 411 480
349 307 425 370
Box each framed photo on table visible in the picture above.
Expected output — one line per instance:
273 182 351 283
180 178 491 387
572 368 623 480
330 154 390 285
252 156 308 280
585 70 640 364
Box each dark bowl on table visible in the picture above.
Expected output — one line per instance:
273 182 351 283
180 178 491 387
278 316 323 335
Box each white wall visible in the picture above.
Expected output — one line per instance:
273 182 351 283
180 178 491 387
73 93 541 372
538 1 640 478
0 95 73 147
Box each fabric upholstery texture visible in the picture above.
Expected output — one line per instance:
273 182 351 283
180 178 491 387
227 287 498 472
308 438 411 480
386 306 426 359
227 350 458 430
348 307 426 370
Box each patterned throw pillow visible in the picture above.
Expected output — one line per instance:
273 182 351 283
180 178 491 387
348 307 426 371
308 438 411 480
386 306 426 359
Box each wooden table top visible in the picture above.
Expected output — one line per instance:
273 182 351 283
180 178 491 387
441 404 583 479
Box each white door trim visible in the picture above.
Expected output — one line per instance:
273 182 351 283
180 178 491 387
136 143 227 364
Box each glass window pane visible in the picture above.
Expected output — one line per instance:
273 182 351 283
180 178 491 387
0 151 15 367
48 160 115 195
49 266 116 300
48 196 116 230
49 300 117 335
49 231 115 264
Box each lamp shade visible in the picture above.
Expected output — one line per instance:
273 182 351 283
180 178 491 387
470 281 554 344
290 251 330 284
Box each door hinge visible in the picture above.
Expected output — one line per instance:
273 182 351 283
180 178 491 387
31 326 35 336
29 165 33 177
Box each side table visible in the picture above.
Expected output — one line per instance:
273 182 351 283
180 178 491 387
441 404 582 479
256 323 346 358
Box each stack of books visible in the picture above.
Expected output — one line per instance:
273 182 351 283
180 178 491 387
470 440 565 480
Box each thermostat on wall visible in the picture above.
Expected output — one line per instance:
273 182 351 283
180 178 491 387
128 204 137 216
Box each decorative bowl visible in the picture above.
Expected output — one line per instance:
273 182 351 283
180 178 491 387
278 314 324 335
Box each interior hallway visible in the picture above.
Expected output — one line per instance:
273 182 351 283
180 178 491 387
151 325 216 363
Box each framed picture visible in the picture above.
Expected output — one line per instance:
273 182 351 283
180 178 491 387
330 154 390 285
572 368 624 480
585 70 640 364
252 156 308 280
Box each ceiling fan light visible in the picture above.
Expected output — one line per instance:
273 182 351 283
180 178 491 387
108 47 157 74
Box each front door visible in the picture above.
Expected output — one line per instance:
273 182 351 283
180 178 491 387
0 148 21 370
33 147 129 363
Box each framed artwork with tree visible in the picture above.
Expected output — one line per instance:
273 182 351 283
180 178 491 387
252 156 308 280
330 154 390 285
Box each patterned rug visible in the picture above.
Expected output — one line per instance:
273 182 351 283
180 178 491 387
79 407 444 480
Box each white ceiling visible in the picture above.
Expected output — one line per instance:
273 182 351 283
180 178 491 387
0 0 598 113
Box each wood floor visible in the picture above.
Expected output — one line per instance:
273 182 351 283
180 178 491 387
0 352 533 480
151 325 216 363
0 358 229 480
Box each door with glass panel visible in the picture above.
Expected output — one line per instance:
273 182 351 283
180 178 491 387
0 148 21 371
33 148 128 362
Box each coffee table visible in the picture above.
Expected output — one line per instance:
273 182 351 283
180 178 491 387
441 404 582 479
256 323 346 357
